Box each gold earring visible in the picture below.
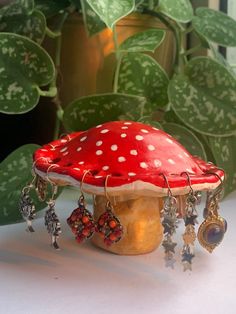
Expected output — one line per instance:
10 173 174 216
197 173 227 253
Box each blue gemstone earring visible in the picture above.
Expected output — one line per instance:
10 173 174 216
197 173 227 253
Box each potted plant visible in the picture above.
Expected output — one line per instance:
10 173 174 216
0 0 236 226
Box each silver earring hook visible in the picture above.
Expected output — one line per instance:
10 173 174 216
104 174 112 205
159 173 173 198
32 157 48 175
46 164 59 201
79 170 91 201
207 171 224 200
181 172 194 195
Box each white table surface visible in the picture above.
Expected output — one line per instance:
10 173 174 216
0 188 236 314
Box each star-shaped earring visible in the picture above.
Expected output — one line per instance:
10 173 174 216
162 238 177 254
184 214 198 226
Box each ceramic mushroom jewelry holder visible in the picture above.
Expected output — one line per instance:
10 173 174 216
19 121 227 270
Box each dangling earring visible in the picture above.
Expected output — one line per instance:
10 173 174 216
197 173 227 253
67 170 95 243
19 175 36 233
44 164 61 250
33 157 48 202
160 174 178 269
181 172 199 271
19 157 48 232
96 175 123 246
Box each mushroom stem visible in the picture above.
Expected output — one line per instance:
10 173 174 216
92 195 164 255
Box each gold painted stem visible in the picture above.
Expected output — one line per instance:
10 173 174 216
92 195 164 255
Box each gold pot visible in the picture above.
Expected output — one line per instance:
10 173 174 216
59 13 175 106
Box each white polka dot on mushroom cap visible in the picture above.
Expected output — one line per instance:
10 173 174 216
148 145 155 151
73 167 80 171
111 145 118 151
60 147 68 153
62 151 69 156
184 152 190 157
95 175 103 178
77 147 82 152
96 124 102 128
168 158 175 165
102 165 109 171
121 133 127 138
152 127 159 131
178 154 184 159
135 135 143 141
140 162 148 168
100 129 109 134
96 150 103 155
166 138 173 144
60 139 67 143
141 129 149 133
80 136 87 142
118 156 126 162
78 161 84 165
96 140 103 146
128 172 136 176
130 149 138 155
154 159 162 167
121 126 128 129
124 122 132 125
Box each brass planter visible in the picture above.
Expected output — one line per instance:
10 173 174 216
59 13 175 106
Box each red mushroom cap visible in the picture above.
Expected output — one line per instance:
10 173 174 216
34 121 224 197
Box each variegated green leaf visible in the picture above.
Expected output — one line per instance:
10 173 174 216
118 53 169 113
35 0 70 17
163 122 207 160
138 116 163 129
0 144 45 225
158 0 193 23
208 136 236 197
193 8 236 47
81 0 106 37
168 57 236 136
63 93 145 131
0 33 55 114
119 29 165 53
86 0 135 29
210 43 236 78
0 10 46 44
0 1 46 43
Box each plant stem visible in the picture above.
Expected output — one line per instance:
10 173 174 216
112 24 122 93
113 54 123 93
45 27 61 38
112 24 120 60
148 0 154 10
50 9 72 140
182 44 202 56
37 86 57 97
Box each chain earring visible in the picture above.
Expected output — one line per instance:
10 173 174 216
19 174 36 233
67 170 95 243
44 165 61 250
197 173 227 253
181 172 199 271
96 175 123 246
160 174 178 269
